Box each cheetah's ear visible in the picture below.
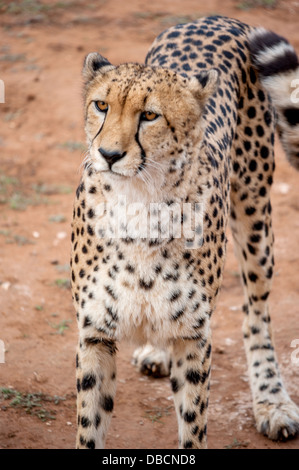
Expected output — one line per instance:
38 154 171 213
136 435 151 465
189 69 219 105
83 52 115 83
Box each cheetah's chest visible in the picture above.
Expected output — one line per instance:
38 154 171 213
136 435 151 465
84 242 210 345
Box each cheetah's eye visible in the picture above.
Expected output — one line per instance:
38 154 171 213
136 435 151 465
141 111 159 122
95 101 109 112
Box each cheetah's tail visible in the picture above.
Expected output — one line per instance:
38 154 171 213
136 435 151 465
248 28 299 170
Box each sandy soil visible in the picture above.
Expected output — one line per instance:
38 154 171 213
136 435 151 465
0 0 298 450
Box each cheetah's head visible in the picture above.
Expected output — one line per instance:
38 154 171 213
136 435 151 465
82 53 218 191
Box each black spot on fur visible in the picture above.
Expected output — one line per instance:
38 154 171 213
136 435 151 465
186 369 201 385
101 395 114 412
82 374 96 391
283 108 299 126
139 278 154 289
86 439 95 449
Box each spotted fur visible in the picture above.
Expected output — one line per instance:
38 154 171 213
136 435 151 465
71 15 299 449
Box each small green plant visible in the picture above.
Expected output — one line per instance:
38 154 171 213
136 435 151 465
33 183 72 195
224 438 249 449
3 110 23 121
49 319 72 335
48 214 67 223
34 305 44 311
57 141 86 153
0 388 16 400
237 0 277 10
0 229 34 246
9 192 48 210
0 173 19 202
9 193 29 210
11 234 34 245
55 263 70 273
0 387 66 421
0 229 10 237
0 53 26 62
144 405 173 423
0 172 51 210
54 278 71 290
161 14 199 26
0 0 79 15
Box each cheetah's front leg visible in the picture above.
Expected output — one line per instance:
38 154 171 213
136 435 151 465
170 333 212 449
76 336 117 449
230 173 299 440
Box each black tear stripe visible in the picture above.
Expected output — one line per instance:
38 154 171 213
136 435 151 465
135 120 146 172
92 112 107 144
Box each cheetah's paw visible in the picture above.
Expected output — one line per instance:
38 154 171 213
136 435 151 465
255 399 299 440
132 344 170 378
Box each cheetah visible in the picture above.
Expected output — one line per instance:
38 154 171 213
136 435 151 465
71 15 299 449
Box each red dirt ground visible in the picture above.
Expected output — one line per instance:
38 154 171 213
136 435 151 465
0 0 298 450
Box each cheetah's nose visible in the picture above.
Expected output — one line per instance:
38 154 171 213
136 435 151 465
98 147 126 169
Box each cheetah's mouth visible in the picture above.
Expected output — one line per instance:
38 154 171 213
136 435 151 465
102 167 136 180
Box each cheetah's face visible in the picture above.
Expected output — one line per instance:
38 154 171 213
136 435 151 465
83 53 218 186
